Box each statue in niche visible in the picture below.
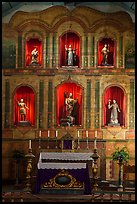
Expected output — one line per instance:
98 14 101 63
30 47 39 64
64 92 78 125
17 98 29 121
108 99 120 125
65 45 76 66
101 44 110 65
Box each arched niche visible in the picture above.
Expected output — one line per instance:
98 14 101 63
103 86 126 126
56 81 83 126
60 32 80 67
13 85 35 126
98 38 115 67
25 38 42 66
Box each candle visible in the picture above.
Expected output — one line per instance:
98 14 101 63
78 130 80 138
86 130 88 138
29 140 31 149
94 139 97 149
39 130 41 138
48 130 50 138
95 130 97 138
56 130 58 137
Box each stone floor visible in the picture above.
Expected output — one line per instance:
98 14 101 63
2 184 135 202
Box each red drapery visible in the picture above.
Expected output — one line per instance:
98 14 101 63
26 38 42 66
98 38 114 66
56 82 82 125
13 86 35 126
103 86 125 126
60 32 80 67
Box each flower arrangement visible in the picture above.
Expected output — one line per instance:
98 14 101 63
111 146 129 163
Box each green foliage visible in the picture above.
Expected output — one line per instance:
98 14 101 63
112 146 129 163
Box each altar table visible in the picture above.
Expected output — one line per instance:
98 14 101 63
35 152 93 194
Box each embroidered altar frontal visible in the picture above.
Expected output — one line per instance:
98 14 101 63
36 152 93 194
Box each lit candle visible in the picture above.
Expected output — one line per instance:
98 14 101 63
56 130 58 137
48 130 50 138
29 140 31 149
78 130 80 138
39 130 41 138
86 130 88 138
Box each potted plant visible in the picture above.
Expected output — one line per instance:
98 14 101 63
111 146 129 189
112 146 129 163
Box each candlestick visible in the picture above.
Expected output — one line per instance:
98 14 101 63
86 130 88 138
48 130 50 138
39 130 41 138
29 140 31 149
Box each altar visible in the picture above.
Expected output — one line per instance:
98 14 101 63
35 152 94 194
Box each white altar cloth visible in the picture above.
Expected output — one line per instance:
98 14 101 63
38 152 93 170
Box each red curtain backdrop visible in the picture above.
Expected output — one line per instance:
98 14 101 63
26 38 42 66
60 32 80 67
103 86 125 126
13 86 35 126
98 38 114 66
56 82 82 125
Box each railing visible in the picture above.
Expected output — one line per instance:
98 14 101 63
2 190 135 202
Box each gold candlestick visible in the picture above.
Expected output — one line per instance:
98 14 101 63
24 148 35 192
91 148 100 192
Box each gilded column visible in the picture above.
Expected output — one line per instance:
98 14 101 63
49 33 53 68
43 36 46 68
91 35 95 67
39 81 44 128
47 81 53 128
84 35 88 68
52 33 56 68
18 34 22 68
129 80 135 129
46 35 49 68
94 81 100 128
119 34 123 68
86 79 91 128
87 33 91 68
81 35 85 68
4 80 10 128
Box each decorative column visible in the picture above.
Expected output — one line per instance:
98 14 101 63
94 81 100 129
4 80 10 128
46 35 49 68
18 34 22 68
24 140 35 192
87 33 91 68
52 33 56 68
86 79 91 128
119 34 123 68
129 80 135 129
39 81 44 128
47 80 53 128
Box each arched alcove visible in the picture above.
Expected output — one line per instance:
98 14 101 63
25 38 42 66
56 81 82 126
13 86 35 126
103 86 126 126
98 38 115 66
60 32 80 67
